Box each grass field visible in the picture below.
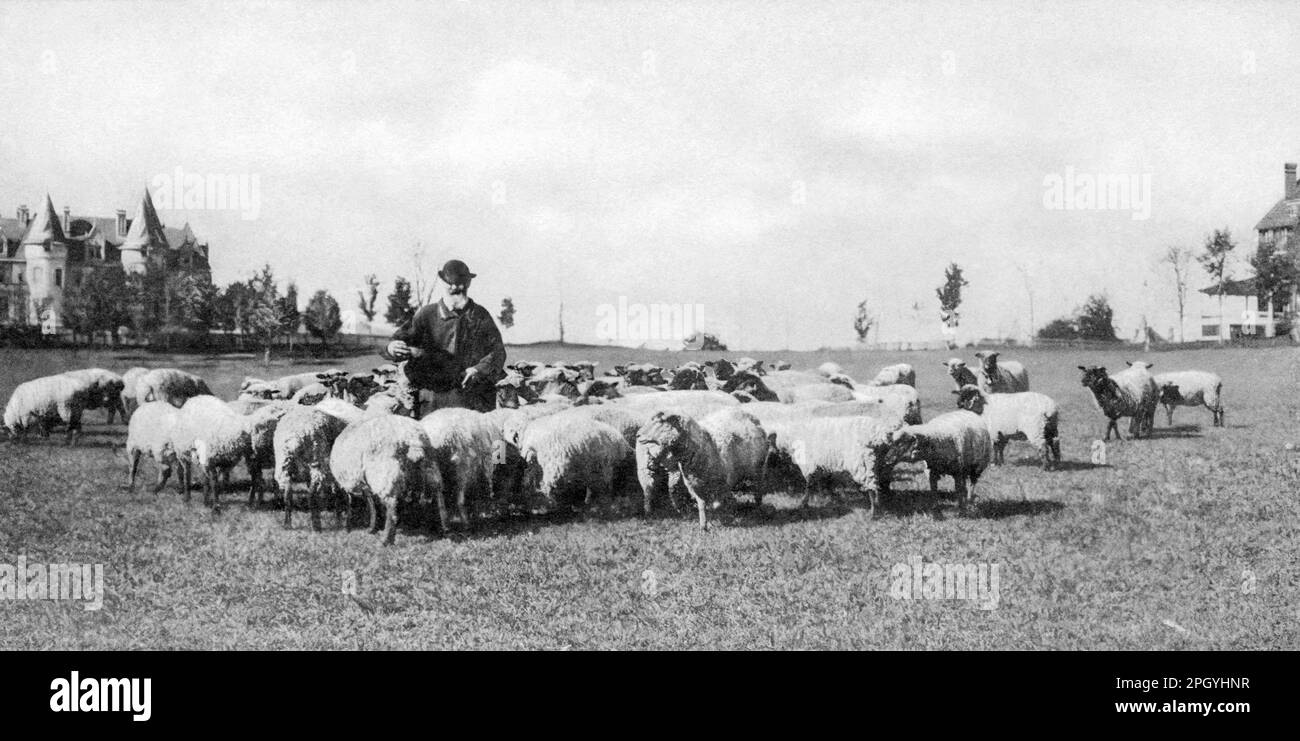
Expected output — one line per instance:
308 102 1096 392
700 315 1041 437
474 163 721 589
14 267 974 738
1 343 1297 649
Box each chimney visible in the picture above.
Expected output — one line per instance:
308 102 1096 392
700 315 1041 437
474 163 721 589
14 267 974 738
17 204 28 225
62 206 70 233
116 209 127 237
1286 163 1297 200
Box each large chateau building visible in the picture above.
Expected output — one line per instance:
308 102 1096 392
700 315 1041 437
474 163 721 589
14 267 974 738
0 189 210 332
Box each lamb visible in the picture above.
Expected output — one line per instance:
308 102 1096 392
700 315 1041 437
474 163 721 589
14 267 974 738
516 413 631 515
124 401 186 494
330 414 448 546
275 403 358 531
954 385 1060 470
420 408 499 529
137 368 212 408
62 368 127 424
3 373 94 445
974 351 1029 393
244 403 294 505
886 411 993 511
1154 370 1224 427
760 414 900 514
1078 363 1159 440
120 366 150 420
866 363 916 388
941 358 979 390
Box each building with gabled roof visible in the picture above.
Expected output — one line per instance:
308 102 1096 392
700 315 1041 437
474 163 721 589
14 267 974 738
0 188 211 331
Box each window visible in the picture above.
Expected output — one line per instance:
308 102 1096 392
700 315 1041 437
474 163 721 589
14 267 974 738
1202 324 1220 338
54 269 63 288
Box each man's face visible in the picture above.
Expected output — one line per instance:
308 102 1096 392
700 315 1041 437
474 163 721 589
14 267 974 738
446 276 471 295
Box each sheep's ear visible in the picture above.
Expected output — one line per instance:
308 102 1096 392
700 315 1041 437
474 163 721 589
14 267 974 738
950 389 961 395
1077 366 1088 371
1125 361 1132 366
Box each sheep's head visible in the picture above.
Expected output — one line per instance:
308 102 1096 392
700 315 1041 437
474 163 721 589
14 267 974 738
772 360 791 371
941 358 967 379
527 366 581 399
565 361 598 382
721 370 778 401
1125 360 1154 371
733 357 765 376
316 370 350 398
953 384 986 414
731 390 758 403
623 363 666 387
1077 365 1112 391
575 378 621 405
495 372 538 409
886 429 928 464
1159 382 1183 405
974 351 1000 373
668 363 708 390
827 372 855 390
343 373 385 405
636 412 693 464
705 358 736 381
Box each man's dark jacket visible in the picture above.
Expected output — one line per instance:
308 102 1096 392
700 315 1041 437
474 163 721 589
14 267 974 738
383 298 506 410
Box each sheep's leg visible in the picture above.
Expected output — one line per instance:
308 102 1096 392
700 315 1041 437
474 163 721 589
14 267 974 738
127 449 141 490
1164 404 1174 426
928 469 940 493
1040 443 1051 471
333 483 347 530
247 465 262 508
755 451 769 507
993 439 1005 466
799 478 814 509
381 496 399 546
457 486 471 530
308 476 324 533
1106 418 1121 441
153 462 172 495
955 475 969 514
179 458 191 502
283 480 296 529
678 462 709 531
366 496 380 533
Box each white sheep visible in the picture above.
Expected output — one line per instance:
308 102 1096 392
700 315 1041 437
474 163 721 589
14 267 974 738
240 371 335 400
137 368 212 408
120 366 150 420
184 395 261 512
974 351 1029 393
866 363 917 388
62 368 127 424
1154 370 1224 427
420 408 499 528
698 408 770 505
1078 363 1159 440
124 401 185 494
634 410 754 527
273 396 378 531
886 410 993 511
954 385 1060 470
3 373 94 445
517 413 632 515
761 414 900 514
614 389 740 414
846 384 923 425
330 414 448 545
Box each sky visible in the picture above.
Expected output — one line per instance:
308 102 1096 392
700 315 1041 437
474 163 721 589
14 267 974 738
1 0 1298 349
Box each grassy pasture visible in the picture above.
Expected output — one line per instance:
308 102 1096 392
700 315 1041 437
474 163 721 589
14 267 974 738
0 343 1297 649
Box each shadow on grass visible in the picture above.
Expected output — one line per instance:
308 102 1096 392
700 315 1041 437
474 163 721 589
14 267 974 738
1007 458 1103 472
1146 424 1203 439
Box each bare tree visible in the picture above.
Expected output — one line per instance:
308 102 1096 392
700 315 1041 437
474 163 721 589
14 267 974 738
357 274 380 322
411 242 438 307
1160 245 1193 343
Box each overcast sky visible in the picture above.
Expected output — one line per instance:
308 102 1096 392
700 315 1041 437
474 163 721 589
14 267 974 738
1 0 1297 349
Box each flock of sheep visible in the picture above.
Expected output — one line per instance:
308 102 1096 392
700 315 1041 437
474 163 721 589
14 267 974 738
1 349 1226 545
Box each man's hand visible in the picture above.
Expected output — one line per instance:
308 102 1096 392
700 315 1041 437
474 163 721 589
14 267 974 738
386 340 412 360
461 367 481 388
